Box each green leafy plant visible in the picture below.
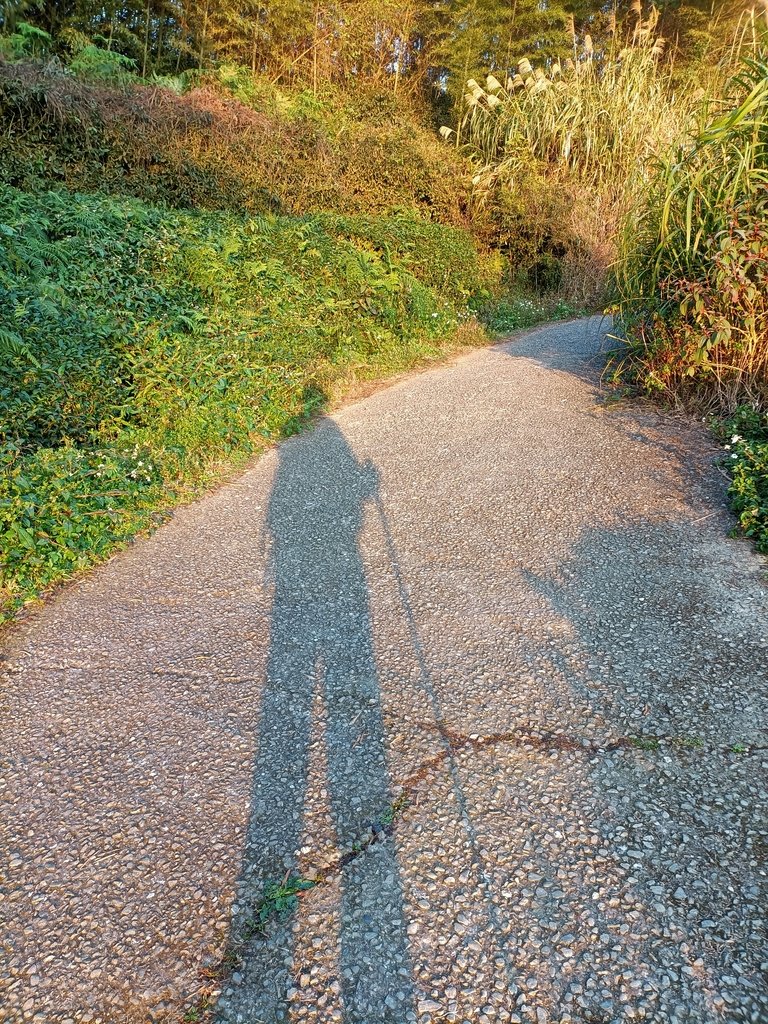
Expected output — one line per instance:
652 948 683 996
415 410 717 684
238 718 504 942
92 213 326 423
629 736 660 752
717 406 768 552
249 875 316 934
0 324 35 361
68 44 138 83
676 735 704 750
0 21 52 59
380 792 410 826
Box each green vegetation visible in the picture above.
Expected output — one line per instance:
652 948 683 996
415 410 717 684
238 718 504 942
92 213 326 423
717 407 768 553
183 1007 206 1023
612 26 768 413
248 875 316 936
629 736 661 752
0 61 472 225
442 4 746 305
609 18 767 554
675 735 704 750
2 2 727 96
379 792 410 827
0 183 492 620
457 35 692 306
482 296 581 333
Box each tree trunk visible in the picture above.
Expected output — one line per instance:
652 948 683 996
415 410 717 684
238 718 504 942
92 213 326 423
312 3 320 96
142 0 151 78
198 0 209 70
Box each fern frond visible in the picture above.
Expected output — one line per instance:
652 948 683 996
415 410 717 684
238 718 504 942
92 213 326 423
0 327 38 366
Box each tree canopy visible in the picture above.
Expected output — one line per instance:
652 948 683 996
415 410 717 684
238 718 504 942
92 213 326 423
1 1 741 100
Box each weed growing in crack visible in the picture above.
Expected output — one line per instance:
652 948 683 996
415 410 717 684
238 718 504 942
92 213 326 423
183 994 214 1023
629 736 660 752
246 874 317 937
380 792 410 826
675 736 703 750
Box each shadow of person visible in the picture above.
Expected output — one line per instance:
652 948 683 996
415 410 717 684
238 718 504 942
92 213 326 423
220 419 415 1023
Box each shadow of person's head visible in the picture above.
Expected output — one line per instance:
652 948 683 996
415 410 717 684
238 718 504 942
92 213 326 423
267 419 379 550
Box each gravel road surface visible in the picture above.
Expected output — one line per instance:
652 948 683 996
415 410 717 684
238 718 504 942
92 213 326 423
1 317 766 1024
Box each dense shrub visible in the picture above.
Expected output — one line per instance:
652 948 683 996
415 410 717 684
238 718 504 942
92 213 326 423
0 184 492 619
613 201 768 410
0 22 52 60
0 62 473 225
317 212 497 302
612 28 768 412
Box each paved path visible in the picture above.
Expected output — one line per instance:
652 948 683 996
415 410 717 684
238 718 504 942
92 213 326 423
2 318 767 1024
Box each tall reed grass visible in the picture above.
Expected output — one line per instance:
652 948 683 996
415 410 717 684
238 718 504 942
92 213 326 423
451 23 695 304
612 17 768 412
461 45 682 204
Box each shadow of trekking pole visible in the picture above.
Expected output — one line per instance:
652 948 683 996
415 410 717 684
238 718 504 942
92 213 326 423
368 479 519 991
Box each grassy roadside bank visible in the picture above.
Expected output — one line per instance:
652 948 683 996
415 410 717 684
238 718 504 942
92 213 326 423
608 32 768 558
0 182 526 623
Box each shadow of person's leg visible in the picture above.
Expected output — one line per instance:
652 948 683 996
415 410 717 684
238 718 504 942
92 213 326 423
322 606 416 1023
219 619 317 1023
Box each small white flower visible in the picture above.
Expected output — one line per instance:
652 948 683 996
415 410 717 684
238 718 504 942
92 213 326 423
731 434 743 443
724 444 731 450
731 453 738 459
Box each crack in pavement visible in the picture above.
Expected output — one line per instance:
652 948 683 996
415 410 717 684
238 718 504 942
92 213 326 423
209 720 765 987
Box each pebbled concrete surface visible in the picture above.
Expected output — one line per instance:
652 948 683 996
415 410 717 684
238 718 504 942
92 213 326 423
1 317 766 1024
